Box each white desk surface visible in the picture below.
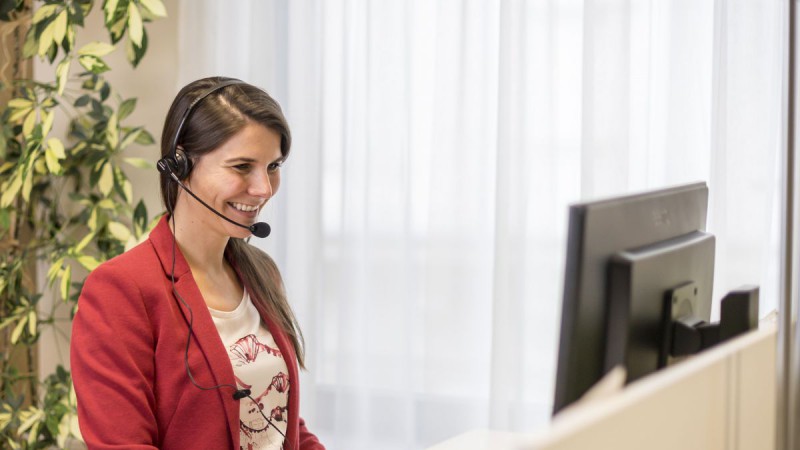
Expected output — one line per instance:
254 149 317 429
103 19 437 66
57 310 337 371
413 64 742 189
426 429 539 450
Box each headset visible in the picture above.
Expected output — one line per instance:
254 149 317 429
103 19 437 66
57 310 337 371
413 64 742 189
159 80 285 438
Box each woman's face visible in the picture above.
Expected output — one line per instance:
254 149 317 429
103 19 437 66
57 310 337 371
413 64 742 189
179 122 284 240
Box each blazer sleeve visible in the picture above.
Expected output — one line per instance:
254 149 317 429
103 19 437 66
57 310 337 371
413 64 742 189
70 263 159 449
299 416 325 450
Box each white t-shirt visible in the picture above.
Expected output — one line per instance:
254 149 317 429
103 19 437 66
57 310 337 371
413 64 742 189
209 291 289 450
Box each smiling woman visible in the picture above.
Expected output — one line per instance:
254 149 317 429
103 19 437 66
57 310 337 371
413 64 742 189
70 77 325 450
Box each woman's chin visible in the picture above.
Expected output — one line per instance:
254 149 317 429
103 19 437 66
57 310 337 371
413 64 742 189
218 220 253 239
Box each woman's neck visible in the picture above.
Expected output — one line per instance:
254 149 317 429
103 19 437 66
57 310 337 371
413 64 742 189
169 212 228 275
169 213 244 311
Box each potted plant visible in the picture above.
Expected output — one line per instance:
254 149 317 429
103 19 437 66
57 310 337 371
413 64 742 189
0 0 165 447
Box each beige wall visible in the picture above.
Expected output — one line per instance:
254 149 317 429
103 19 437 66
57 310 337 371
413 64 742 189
37 0 181 376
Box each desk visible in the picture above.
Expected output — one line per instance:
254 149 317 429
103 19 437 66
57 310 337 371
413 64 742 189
427 430 539 450
428 320 776 450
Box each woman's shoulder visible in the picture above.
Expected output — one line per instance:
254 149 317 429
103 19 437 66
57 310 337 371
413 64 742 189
85 237 163 287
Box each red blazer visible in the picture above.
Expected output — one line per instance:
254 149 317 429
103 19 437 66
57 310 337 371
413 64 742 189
71 216 324 450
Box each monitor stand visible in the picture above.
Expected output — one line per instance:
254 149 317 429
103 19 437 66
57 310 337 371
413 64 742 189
666 285 760 362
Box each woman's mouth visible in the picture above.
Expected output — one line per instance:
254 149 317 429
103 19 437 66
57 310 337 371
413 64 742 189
229 202 260 218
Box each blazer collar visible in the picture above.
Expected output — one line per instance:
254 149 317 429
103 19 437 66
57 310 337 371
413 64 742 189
150 215 191 282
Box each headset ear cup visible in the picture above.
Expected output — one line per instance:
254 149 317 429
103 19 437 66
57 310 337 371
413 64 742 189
156 156 173 175
173 148 193 179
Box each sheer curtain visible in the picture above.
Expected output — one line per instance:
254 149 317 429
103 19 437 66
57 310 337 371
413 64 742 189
176 0 785 448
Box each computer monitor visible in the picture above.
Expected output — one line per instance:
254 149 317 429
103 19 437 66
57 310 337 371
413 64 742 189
552 182 712 414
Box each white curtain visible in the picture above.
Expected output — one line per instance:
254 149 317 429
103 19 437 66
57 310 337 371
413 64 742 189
176 0 786 448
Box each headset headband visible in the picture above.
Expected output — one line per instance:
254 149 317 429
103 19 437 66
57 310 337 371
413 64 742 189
169 79 245 159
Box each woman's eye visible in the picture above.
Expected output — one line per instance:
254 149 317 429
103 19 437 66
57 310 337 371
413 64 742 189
233 164 251 171
268 162 282 172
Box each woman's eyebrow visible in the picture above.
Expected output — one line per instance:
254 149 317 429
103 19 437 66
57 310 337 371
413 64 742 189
223 155 285 164
223 157 257 164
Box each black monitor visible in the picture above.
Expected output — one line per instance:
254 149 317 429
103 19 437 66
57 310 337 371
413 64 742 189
552 182 759 414
552 182 714 414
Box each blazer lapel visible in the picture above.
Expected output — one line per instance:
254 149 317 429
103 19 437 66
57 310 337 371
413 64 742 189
149 216 240 448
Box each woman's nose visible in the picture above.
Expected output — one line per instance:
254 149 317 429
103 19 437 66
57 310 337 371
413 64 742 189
249 169 273 199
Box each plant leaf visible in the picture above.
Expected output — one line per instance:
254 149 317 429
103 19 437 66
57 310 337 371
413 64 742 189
66 20 75 51
45 146 62 174
21 159 34 202
104 0 121 23
34 158 47 175
22 110 37 136
123 157 151 169
97 198 116 209
0 175 21 207
127 2 143 47
120 128 141 149
75 231 94 252
108 221 131 242
118 97 136 120
9 106 30 122
10 315 27 344
133 199 147 233
77 255 101 271
48 137 66 158
22 26 38 58
16 408 44 436
78 41 115 57
42 109 55 136
134 129 155 145
38 19 56 56
98 162 113 196
32 4 59 24
70 411 82 440
74 94 91 107
56 58 72 95
78 54 111 74
130 27 148 67
107 113 119 148
139 0 167 17
47 258 65 284
53 10 68 44
27 310 37 336
109 16 127 43
122 179 133 203
0 315 17 332
88 207 98 231
8 98 33 109
61 265 72 301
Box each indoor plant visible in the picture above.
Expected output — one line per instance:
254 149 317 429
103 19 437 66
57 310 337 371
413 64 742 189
0 0 165 447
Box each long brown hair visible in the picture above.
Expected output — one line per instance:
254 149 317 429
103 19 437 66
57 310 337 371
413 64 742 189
159 76 305 367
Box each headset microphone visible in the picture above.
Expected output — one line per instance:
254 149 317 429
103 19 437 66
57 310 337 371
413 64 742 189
161 170 271 238
232 389 251 400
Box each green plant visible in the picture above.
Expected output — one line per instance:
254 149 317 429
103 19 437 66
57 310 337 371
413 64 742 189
0 0 166 447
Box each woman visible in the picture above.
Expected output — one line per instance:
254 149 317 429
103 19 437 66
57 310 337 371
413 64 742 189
71 77 324 450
